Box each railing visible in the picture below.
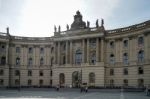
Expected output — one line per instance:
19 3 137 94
107 20 150 34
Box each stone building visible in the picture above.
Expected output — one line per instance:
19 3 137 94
0 11 150 88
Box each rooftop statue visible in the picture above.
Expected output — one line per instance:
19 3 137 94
71 11 86 30
54 25 57 32
87 21 90 28
66 24 69 30
101 18 104 26
96 19 99 28
58 25 61 32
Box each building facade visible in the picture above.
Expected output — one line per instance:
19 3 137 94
0 11 150 88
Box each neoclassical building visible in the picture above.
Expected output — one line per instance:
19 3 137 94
0 11 150 88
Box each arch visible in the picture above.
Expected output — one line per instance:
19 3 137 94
89 72 95 86
59 73 65 87
72 71 80 87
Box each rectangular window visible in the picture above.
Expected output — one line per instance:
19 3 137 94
15 79 20 85
28 80 32 86
16 47 20 53
0 79 4 85
39 70 43 76
110 69 114 76
123 68 128 75
39 79 43 86
28 70 32 76
0 69 4 76
28 47 33 53
40 48 44 54
123 79 128 86
15 70 20 76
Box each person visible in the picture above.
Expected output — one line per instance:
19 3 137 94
146 85 150 96
56 84 60 91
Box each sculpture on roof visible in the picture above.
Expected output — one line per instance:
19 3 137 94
54 25 57 32
71 10 86 30
96 19 99 28
66 24 69 30
101 18 104 26
58 25 61 32
87 21 90 28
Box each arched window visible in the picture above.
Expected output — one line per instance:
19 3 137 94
28 47 33 53
16 57 20 65
138 50 144 62
28 58 32 65
91 52 96 65
1 56 6 65
138 36 144 45
110 54 115 64
123 53 128 64
59 73 65 86
63 56 66 65
75 49 82 65
89 72 95 83
40 57 44 65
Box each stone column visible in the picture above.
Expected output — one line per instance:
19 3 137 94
65 41 68 64
54 42 57 64
82 39 85 63
6 42 9 65
96 38 99 62
87 39 89 63
70 41 73 64
57 42 60 65
100 39 104 62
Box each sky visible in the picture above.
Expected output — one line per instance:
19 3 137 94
0 0 150 37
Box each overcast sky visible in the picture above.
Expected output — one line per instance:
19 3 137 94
0 0 150 37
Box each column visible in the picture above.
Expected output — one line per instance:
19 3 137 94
82 39 85 63
70 41 73 64
57 42 60 65
54 42 57 64
100 39 104 62
87 39 89 63
65 41 68 64
96 38 99 62
6 42 9 65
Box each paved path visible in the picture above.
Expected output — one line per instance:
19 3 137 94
0 88 149 99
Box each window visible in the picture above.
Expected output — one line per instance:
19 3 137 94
110 54 115 64
16 57 20 65
28 47 33 53
89 72 95 83
110 69 114 76
28 58 32 65
75 49 82 65
123 53 128 64
138 37 144 45
28 79 32 86
1 45 5 52
123 68 128 75
138 50 144 62
39 70 43 76
50 70 53 76
15 70 20 76
40 48 44 54
90 39 96 48
123 40 128 48
1 56 6 65
138 67 144 74
16 47 20 53
138 79 144 87
110 79 114 86
63 56 66 65
39 79 43 86
15 79 20 85
91 53 96 65
51 47 54 53
28 70 32 76
40 57 44 65
51 57 54 66
123 79 128 86
0 79 4 85
0 69 4 76
110 41 114 48
63 44 66 51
